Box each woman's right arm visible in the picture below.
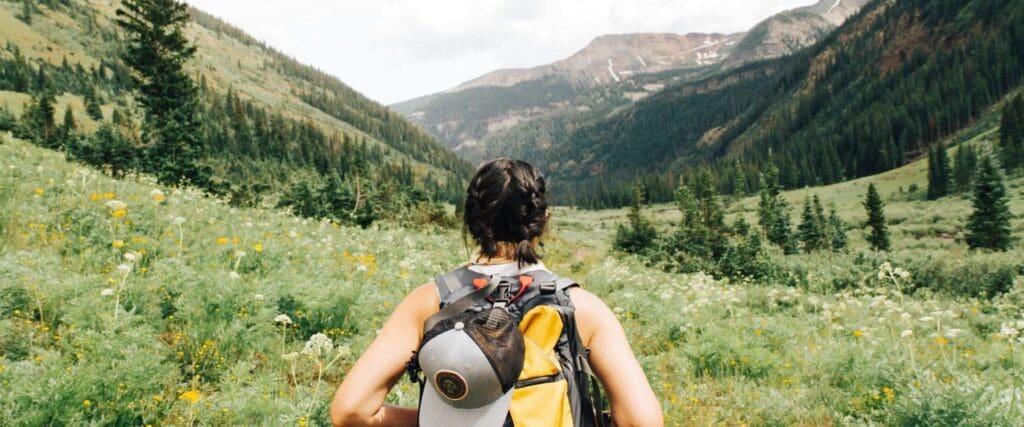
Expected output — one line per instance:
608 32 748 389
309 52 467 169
569 287 664 427
330 283 439 427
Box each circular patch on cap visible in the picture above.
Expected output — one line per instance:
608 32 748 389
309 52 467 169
433 370 469 401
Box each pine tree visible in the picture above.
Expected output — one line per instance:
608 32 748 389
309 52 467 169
927 143 952 199
966 154 1013 251
18 0 32 25
84 87 104 121
863 183 890 251
797 195 826 253
613 184 657 254
1000 95 1024 171
953 144 978 193
757 167 797 254
116 0 209 187
59 105 76 149
827 205 847 251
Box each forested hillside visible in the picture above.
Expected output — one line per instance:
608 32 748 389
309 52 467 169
394 0 868 166
0 0 470 225
540 0 1024 208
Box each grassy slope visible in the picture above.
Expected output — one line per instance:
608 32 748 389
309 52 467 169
2 110 1024 425
0 0 456 180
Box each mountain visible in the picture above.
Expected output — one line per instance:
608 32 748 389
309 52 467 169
393 0 871 163
540 0 1024 208
722 0 870 67
0 0 470 222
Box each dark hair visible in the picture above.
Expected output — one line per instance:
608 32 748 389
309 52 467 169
464 158 548 266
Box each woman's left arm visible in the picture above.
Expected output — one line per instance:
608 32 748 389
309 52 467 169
569 287 664 427
330 283 439 427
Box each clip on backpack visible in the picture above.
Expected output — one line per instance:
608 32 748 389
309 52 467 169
407 266 609 427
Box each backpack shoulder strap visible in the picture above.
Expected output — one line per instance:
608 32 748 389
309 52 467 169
435 265 483 306
523 270 579 295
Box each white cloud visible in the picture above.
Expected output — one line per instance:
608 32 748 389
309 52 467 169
187 0 813 104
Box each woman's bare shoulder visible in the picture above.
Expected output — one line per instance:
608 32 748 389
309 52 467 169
566 286 616 346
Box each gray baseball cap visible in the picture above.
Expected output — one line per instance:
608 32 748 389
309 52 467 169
417 307 525 426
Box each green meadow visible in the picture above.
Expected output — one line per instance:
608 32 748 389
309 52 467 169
2 121 1024 425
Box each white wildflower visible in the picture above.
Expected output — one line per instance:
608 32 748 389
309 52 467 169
945 328 963 338
229 271 241 280
274 314 293 326
335 344 351 359
101 288 114 297
105 200 127 210
901 329 913 338
116 263 131 275
302 333 333 358
357 265 368 272
235 250 247 258
172 216 186 226
253 294 265 301
123 252 138 262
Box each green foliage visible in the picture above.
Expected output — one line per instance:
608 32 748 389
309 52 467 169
612 184 658 254
864 183 890 251
66 124 139 176
926 143 952 200
758 167 797 254
827 205 847 252
797 195 827 253
966 154 1013 251
116 0 209 187
953 143 979 193
999 95 1024 170
542 0 1024 208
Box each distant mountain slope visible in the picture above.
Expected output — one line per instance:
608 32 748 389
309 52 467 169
545 0 1024 207
722 0 870 67
393 0 870 163
0 0 470 213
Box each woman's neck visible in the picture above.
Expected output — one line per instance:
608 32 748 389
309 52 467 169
470 246 517 265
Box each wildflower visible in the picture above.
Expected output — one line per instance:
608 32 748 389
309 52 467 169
150 189 166 203
112 240 125 249
934 336 949 346
302 333 334 358
172 216 186 226
229 271 241 280
111 209 128 218
852 330 864 338
274 314 293 326
116 264 131 275
106 200 127 210
216 237 228 245
89 193 100 201
254 243 263 253
281 352 299 362
123 252 138 262
235 250 247 258
901 329 913 338
101 288 114 297
178 390 201 404
83 399 92 407
34 188 44 196
254 294 265 301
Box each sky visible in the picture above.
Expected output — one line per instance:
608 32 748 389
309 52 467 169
187 0 813 105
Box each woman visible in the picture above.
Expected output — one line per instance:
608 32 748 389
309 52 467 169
330 159 663 427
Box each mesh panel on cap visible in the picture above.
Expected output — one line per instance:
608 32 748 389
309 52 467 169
465 308 525 392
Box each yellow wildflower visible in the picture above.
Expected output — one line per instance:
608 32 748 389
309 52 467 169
34 188 44 196
231 237 240 244
216 237 228 245
178 389 201 404
103 192 115 199
83 400 92 407
254 243 263 253
112 209 128 219
89 193 100 201
934 336 949 346
112 240 125 249
852 330 864 338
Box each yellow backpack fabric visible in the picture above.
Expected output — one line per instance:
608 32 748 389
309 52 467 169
509 305 574 427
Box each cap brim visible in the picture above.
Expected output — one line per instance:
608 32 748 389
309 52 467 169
419 383 513 427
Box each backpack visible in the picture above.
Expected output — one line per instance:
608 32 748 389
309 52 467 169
407 265 609 427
